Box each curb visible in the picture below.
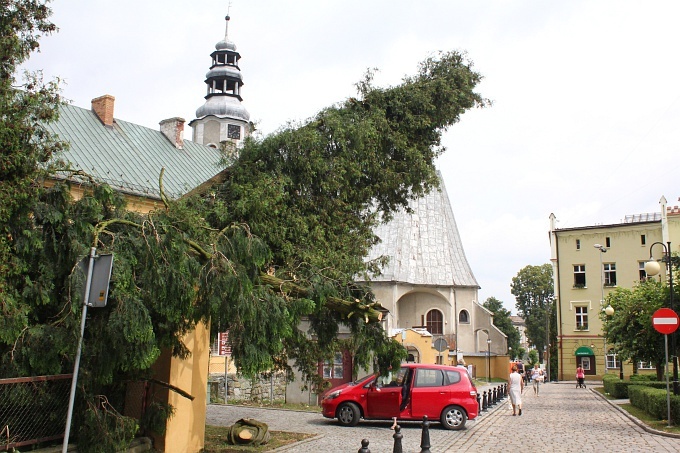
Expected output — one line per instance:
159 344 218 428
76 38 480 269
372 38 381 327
592 388 680 439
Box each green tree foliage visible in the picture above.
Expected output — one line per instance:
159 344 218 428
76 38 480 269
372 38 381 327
511 264 555 362
482 297 519 354
1 1 488 446
602 280 667 380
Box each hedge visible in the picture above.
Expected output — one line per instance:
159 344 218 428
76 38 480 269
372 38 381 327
628 384 680 422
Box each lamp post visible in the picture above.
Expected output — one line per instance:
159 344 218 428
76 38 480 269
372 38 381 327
645 241 678 395
603 304 621 379
487 338 491 382
594 244 608 375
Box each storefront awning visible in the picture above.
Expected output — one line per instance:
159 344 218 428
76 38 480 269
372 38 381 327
574 346 594 356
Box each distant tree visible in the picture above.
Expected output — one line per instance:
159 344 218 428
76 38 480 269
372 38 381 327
602 280 666 380
511 264 555 362
482 297 519 355
527 349 539 367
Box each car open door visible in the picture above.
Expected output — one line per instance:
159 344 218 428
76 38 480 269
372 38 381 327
366 385 401 418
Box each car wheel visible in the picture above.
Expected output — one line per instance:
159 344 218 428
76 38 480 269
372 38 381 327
440 405 467 430
336 402 360 427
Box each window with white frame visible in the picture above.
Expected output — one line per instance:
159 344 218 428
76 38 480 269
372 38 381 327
606 349 619 369
323 352 344 379
638 360 655 370
639 262 647 280
604 263 617 286
575 306 588 330
573 265 586 287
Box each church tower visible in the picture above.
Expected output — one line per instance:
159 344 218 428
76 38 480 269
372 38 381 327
190 15 250 148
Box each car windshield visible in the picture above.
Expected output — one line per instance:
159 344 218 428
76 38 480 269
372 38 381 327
351 374 375 386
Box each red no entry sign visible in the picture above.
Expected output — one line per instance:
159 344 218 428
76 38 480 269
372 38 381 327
652 308 680 335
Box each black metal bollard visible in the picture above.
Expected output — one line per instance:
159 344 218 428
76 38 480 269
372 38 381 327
358 438 371 453
504 383 508 397
420 415 431 453
393 425 403 453
476 393 481 413
498 385 503 400
491 387 497 405
482 390 488 411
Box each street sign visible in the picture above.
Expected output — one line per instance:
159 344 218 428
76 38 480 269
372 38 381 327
652 308 680 335
433 337 448 352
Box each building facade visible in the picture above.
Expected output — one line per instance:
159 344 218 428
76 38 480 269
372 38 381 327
550 196 680 381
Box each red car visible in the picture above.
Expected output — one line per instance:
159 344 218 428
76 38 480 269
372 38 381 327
321 363 478 430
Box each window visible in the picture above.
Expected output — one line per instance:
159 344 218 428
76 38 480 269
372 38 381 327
605 237 611 248
604 263 617 286
414 368 444 387
606 349 619 369
638 360 654 370
575 306 588 330
459 310 470 324
445 370 462 384
576 239 581 250
641 234 646 246
426 309 443 335
227 124 241 139
573 265 586 287
639 262 647 280
323 352 344 379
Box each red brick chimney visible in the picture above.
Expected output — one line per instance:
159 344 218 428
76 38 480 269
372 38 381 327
91 95 115 127
159 117 185 149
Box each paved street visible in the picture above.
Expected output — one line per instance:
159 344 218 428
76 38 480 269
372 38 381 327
206 383 680 452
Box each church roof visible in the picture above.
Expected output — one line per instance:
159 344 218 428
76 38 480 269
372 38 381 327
47 103 225 200
366 174 479 288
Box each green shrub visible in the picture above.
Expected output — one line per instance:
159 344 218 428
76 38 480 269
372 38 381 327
629 385 680 422
630 374 657 382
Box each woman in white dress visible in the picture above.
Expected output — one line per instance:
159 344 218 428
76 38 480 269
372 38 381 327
509 364 524 416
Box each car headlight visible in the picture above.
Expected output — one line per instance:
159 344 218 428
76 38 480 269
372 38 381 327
323 390 342 401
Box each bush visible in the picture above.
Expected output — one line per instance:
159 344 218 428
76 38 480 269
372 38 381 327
630 374 657 382
629 385 680 422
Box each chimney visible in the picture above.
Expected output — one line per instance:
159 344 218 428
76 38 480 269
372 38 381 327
159 117 185 149
91 95 115 127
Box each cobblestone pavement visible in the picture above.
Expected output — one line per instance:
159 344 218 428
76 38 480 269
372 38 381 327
206 383 680 452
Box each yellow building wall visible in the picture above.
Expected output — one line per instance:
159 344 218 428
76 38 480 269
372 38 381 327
152 321 210 453
555 210 680 381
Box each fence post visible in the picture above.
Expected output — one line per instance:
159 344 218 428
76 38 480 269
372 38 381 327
476 393 481 414
482 390 488 411
419 415 431 453
392 425 403 453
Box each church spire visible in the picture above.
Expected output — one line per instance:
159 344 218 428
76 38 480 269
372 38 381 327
190 15 250 148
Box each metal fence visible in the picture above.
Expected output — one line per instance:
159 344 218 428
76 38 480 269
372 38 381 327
0 374 72 451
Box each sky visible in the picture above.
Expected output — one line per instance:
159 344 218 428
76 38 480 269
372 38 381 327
22 0 680 314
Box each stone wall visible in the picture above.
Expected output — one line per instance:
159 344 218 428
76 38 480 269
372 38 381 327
208 372 287 404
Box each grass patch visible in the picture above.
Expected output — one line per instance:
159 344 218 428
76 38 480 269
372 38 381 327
224 400 322 412
619 404 680 434
203 425 315 452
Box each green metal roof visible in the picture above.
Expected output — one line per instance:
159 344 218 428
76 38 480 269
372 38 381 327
46 103 225 200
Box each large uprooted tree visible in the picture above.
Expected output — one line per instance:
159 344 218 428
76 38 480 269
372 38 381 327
1 0 488 449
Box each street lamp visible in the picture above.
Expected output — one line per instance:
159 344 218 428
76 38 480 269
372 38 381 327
645 241 678 395
594 244 608 375
487 338 491 382
603 305 622 379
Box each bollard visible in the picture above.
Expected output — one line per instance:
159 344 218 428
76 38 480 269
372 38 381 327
358 438 371 453
482 390 488 411
491 387 496 405
476 393 481 414
393 425 403 453
503 383 508 397
499 385 505 399
420 415 431 453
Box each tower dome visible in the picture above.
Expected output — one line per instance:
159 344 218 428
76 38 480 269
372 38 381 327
190 15 250 148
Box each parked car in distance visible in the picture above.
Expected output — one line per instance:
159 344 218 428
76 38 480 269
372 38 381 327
321 363 478 430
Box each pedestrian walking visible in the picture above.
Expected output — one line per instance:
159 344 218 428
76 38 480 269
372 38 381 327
531 364 544 396
576 365 586 388
508 364 524 416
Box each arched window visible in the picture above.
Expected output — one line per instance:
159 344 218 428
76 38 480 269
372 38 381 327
459 310 470 324
426 309 443 335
